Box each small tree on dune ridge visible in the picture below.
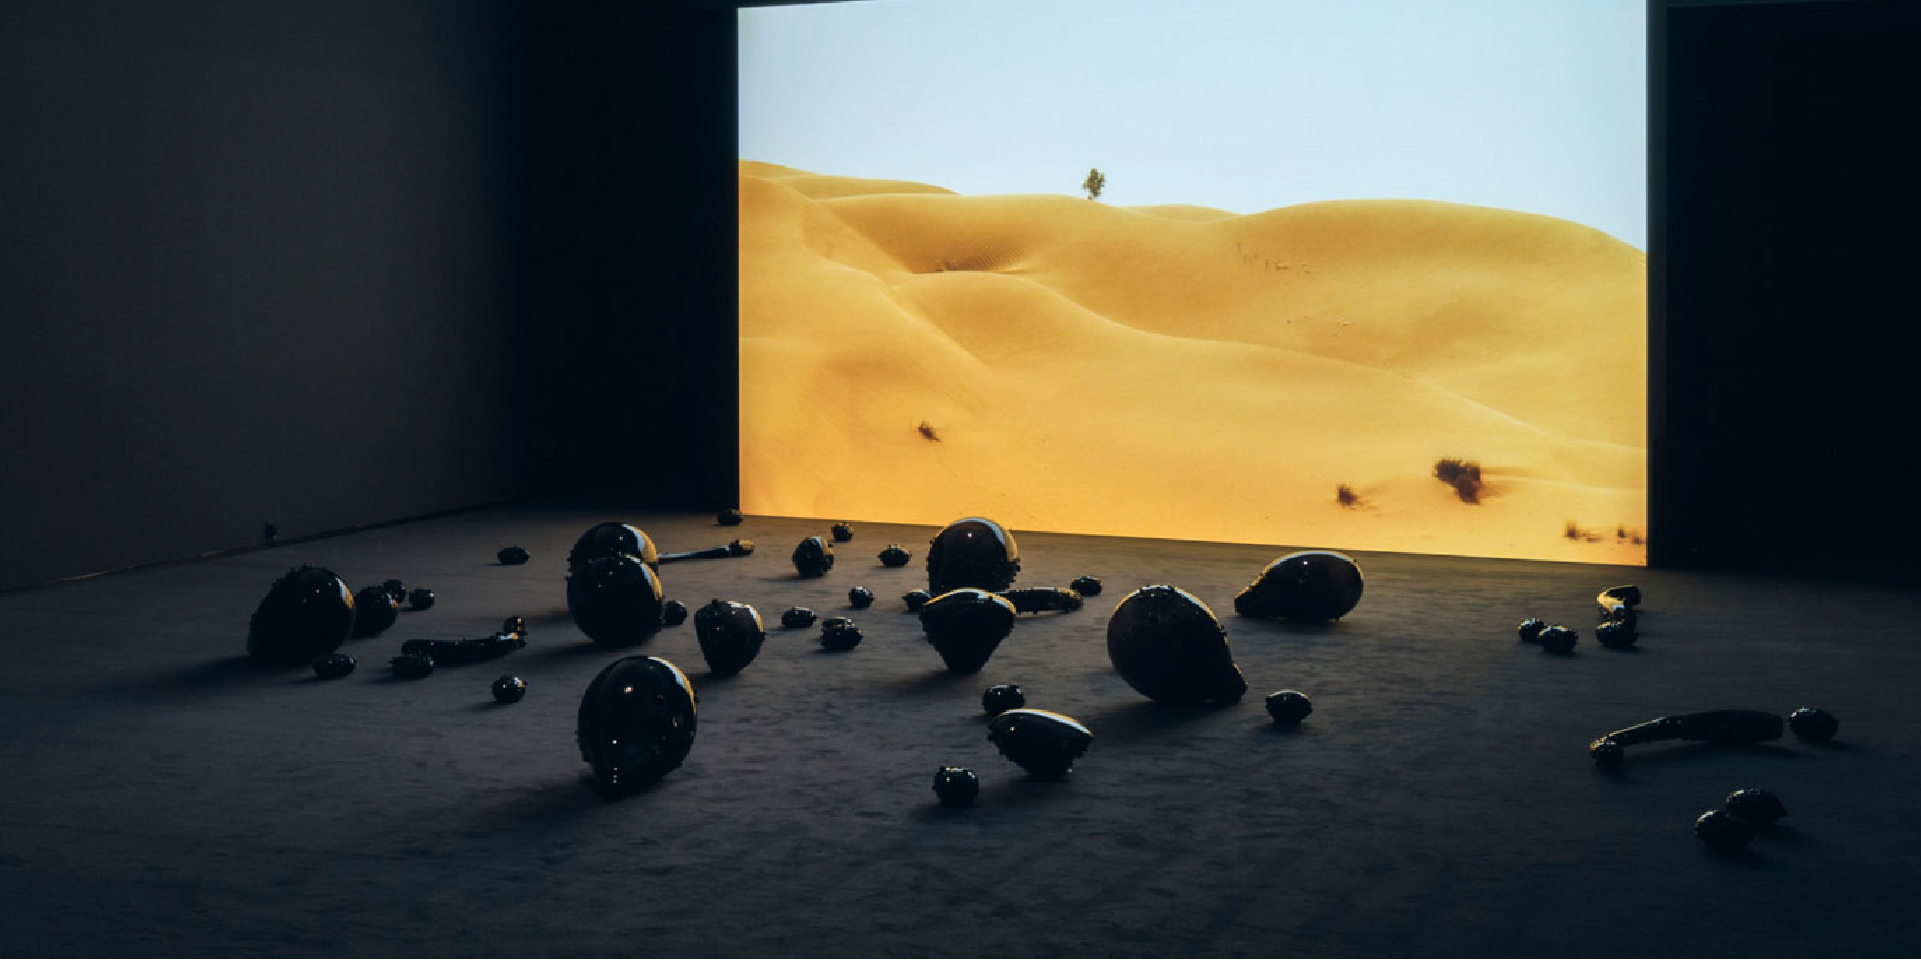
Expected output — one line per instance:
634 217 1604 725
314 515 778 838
1082 168 1105 201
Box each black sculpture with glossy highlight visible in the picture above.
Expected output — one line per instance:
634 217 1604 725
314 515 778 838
848 586 875 609
380 579 407 605
1107 585 1248 706
933 766 979 807
312 653 357 679
400 631 526 665
1694 809 1755 851
1595 620 1636 648
1587 709 1784 769
566 553 666 647
1265 689 1313 725
658 539 755 563
819 616 862 651
1233 550 1364 622
352 585 399 638
780 606 817 629
988 709 1092 779
1069 575 1103 597
1788 706 1839 742
247 565 357 664
1537 625 1578 654
981 683 1025 715
1517 618 1546 643
407 588 436 611
792 536 835 578
576 655 698 797
693 599 766 676
902 590 932 612
492 675 527 704
1725 788 1786 826
926 517 1021 594
568 522 659 574
502 615 527 637
919 589 1018 673
879 544 912 568
660 600 689 627
831 522 854 542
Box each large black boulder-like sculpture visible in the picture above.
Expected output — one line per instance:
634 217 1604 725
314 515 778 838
919 588 1018 674
351 585 399 638
693 598 765 676
567 522 659 574
1107 584 1247 705
566 554 665 647
926 517 1021 594
792 536 836 578
988 709 1092 779
1233 550 1364 622
576 655 697 798
247 565 357 664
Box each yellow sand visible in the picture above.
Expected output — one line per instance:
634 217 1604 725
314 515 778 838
739 161 1646 564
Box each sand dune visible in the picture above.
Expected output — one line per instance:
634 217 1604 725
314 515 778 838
739 161 1646 564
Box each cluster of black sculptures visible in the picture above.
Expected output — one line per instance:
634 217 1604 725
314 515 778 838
1517 584 1643 655
1695 787 1788 851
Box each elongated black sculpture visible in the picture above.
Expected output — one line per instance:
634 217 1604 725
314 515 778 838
1595 584 1639 645
902 590 932 612
988 709 1092 779
312 653 356 679
926 518 1021 594
660 600 688 627
658 539 755 563
919 589 1018 673
693 599 765 676
247 565 357 664
792 536 835 578
780 607 817 629
999 587 1082 614
567 554 665 647
1107 585 1247 705
492 675 527 704
933 766 980 807
390 652 435 679
831 522 854 542
401 631 526 665
1587 709 1784 769
819 617 862 651
497 546 530 565
848 586 875 609
1069 575 1102 597
879 545 912 568
568 522 659 573
352 585 399 638
982 684 1025 715
576 655 697 797
1233 550 1363 622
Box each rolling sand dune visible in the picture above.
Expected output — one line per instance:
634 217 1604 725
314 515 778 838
740 161 1646 564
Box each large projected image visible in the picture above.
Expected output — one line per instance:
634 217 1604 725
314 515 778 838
739 0 1646 564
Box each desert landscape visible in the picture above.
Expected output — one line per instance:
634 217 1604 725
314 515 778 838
738 160 1646 564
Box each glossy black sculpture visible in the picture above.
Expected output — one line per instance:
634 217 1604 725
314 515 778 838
1725 788 1786 826
1694 809 1755 851
566 553 665 647
1233 550 1364 622
819 616 862 651
1600 583 1643 606
919 589 1018 674
390 652 435 679
660 600 688 627
576 655 697 797
492 675 527 704
981 683 1025 715
400 631 525 665
1265 689 1313 725
926 517 1021 594
1517 618 1546 643
658 539 755 563
1537 625 1578 654
693 599 766 676
1069 575 1102 597
502 615 527 637
780 606 817 629
848 586 875 609
933 766 980 807
1788 706 1839 742
792 536 835 578
380 579 407 605
902 590 932 612
352 586 399 638
497 546 530 565
1588 709 1784 769
988 709 1092 779
568 522 659 573
407 588 436 611
1106 585 1247 706
312 653 356 679
999 587 1083 614
1595 620 1637 649
878 545 912 568
247 565 357 664
718 508 744 526
831 522 854 542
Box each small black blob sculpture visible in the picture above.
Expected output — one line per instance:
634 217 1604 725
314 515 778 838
1725 788 1786 826
568 522 659 574
312 653 357 679
848 586 875 609
381 579 407 605
492 675 527 704
792 536 835 578
879 544 912 568
981 684 1025 715
781 606 817 629
999 587 1083 614
926 517 1021 594
1106 585 1247 706
831 522 854 542
497 546 530 565
693 599 766 676
1069 575 1103 597
1517 618 1546 643
660 600 689 627
1233 550 1364 622
820 617 862 651
502 615 527 637
247 565 357 664
1265 689 1313 725
576 655 697 798
919 589 1018 674
390 652 435 679
718 508 744 526
1694 809 1755 851
1788 706 1838 743
988 709 1092 779
1537 625 1578 654
1595 620 1636 649
352 586 400 638
933 766 980 807
902 589 932 612
407 588 436 611
566 554 665 647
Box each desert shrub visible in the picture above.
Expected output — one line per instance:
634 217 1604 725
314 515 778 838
1336 483 1361 508
1433 458 1483 504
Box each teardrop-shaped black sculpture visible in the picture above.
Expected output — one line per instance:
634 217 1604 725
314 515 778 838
693 598 765 676
566 554 665 647
988 708 1092 779
1107 584 1247 705
926 517 1021 594
919 588 1018 674
352 585 399 638
879 544 912 568
792 536 835 578
1232 550 1364 622
568 522 660 573
999 587 1083 614
247 565 357 664
576 655 697 798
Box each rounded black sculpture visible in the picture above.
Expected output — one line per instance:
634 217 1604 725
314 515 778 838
576 655 697 797
390 652 435 679
933 766 980 807
792 536 835 578
718 508 744 526
879 545 912 568
1788 706 1838 742
502 615 527 637
1069 575 1103 597
780 606 817 629
1694 809 1755 851
566 553 665 647
1725 788 1786 826
492 675 527 704
1537 625 1578 654
660 599 689 627
352 585 399 638
831 522 854 542
1106 584 1247 706
497 546 530 565
926 517 1021 594
407 588 436 611
988 709 1092 779
1265 689 1313 725
381 579 407 605
1233 550 1363 622
848 586 875 609
1517 618 1546 643
982 683 1025 715
247 565 357 664
902 589 932 612
820 617 863 651
999 587 1083 614
312 653 356 679
1595 620 1636 649
693 599 765 676
919 589 1018 674
568 522 659 573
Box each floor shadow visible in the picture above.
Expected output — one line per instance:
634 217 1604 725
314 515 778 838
1616 741 1804 768
873 668 978 695
1073 698 1238 744
121 654 296 698
517 641 638 662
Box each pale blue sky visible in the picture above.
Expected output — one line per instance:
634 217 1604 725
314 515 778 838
740 0 1646 248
